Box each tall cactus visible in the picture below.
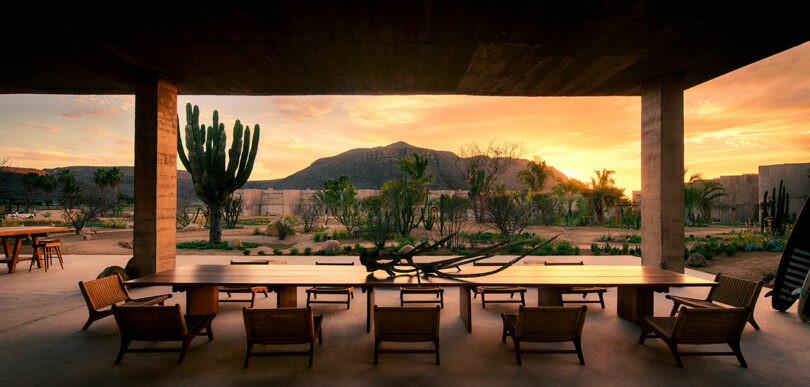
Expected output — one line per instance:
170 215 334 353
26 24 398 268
177 103 260 243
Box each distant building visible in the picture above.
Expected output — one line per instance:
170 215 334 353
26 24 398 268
234 188 468 218
630 162 810 224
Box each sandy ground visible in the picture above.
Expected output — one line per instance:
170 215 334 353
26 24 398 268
23 222 778 285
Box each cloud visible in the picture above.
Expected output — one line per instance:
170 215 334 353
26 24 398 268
61 107 119 118
84 127 114 137
20 122 63 132
265 96 337 121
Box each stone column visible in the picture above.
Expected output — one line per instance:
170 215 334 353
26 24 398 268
132 75 177 275
640 75 685 273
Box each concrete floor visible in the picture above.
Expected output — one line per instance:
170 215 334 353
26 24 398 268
1 254 807 387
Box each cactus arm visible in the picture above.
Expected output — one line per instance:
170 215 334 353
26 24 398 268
234 124 260 188
224 120 243 187
177 117 191 172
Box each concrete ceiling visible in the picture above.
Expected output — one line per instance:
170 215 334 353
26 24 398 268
1 1 808 96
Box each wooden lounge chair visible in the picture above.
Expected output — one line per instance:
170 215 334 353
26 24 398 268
242 306 323 368
306 261 355 309
219 260 273 308
639 306 751 368
666 273 763 330
501 306 588 366
112 304 215 364
400 286 444 308
471 261 526 308
78 274 172 330
543 261 608 309
374 306 440 365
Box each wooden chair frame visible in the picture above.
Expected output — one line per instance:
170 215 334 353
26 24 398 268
112 304 215 364
501 305 588 366
243 306 323 368
374 306 440 365
666 273 763 330
543 261 607 309
400 286 444 308
306 262 355 309
28 238 63 272
78 273 172 330
219 260 273 308
474 286 526 309
639 306 751 368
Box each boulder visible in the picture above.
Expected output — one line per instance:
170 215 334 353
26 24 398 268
322 240 341 253
686 253 707 267
124 257 149 280
117 240 134 249
398 245 415 255
229 238 243 249
182 223 205 231
265 221 281 237
97 266 129 281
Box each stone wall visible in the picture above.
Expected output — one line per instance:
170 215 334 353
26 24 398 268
759 163 810 220
710 174 759 224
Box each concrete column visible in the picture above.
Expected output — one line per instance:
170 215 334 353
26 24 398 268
640 75 685 273
132 75 177 275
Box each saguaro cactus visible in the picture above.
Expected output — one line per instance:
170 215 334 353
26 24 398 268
177 103 260 243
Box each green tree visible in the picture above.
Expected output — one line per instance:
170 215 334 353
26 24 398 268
589 169 624 224
484 185 534 239
21 172 41 212
684 174 726 226
177 103 260 243
318 175 361 235
552 178 589 225
37 174 57 209
517 159 550 192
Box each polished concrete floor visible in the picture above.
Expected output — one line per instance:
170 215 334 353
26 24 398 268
1 254 807 386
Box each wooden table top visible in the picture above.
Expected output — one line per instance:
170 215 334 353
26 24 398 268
0 226 68 237
127 264 717 288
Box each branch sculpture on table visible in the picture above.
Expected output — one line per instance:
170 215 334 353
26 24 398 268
359 233 561 284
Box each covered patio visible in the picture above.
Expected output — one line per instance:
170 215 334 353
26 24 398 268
1 254 808 385
1 1 809 385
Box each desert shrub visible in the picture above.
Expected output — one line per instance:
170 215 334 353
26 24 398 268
257 250 266 256
242 249 250 255
253 227 261 235
621 242 629 254
393 235 416 251
273 249 282 255
343 245 352 252
242 242 261 248
176 241 231 250
762 272 775 283
554 240 577 255
304 247 312 255
315 249 325 256
598 233 613 242
724 244 736 256
332 228 349 240
290 248 299 255
764 239 785 252
627 234 641 243
591 243 601 255
744 242 761 252
277 216 299 240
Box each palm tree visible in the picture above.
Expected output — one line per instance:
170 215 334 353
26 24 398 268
589 169 624 224
21 172 41 212
37 174 57 208
106 167 124 194
397 151 433 197
517 159 550 192
552 178 589 225
684 174 726 225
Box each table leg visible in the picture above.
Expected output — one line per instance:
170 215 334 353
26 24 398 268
31 235 44 269
459 286 473 333
538 286 564 306
2 237 9 258
276 286 298 307
617 286 656 325
365 287 375 333
8 237 23 273
186 286 219 314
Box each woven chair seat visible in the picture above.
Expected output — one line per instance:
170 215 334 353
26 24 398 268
666 295 717 309
307 286 353 293
220 285 268 293
477 286 526 293
400 286 444 293
123 294 172 307
569 286 607 293
642 316 677 337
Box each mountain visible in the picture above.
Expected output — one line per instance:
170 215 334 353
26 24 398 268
1 142 568 204
244 141 568 191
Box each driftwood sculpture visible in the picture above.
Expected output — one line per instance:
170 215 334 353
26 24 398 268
360 233 561 284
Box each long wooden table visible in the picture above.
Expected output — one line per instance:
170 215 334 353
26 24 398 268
0 226 68 273
128 263 716 332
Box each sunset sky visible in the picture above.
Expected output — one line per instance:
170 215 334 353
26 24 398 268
1 42 808 193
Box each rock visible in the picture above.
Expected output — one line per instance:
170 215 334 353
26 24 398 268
229 238 243 248
398 245 415 255
97 266 129 281
124 257 149 280
182 223 205 231
322 240 341 253
118 240 134 249
686 253 707 267
265 221 280 237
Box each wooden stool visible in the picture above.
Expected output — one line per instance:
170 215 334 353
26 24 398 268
29 238 63 272
400 286 444 308
306 262 355 309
